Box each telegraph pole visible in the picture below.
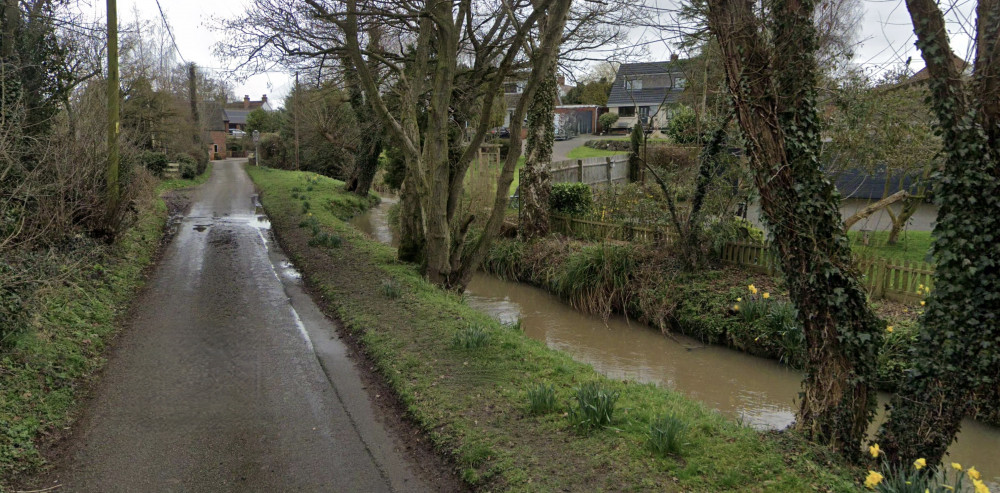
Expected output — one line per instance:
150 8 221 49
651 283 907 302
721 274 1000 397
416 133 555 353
294 71 300 170
106 0 120 231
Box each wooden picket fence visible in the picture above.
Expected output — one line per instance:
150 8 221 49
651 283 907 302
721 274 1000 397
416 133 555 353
549 213 675 243
721 241 934 302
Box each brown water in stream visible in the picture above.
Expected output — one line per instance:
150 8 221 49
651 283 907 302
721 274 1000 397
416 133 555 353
351 195 1000 482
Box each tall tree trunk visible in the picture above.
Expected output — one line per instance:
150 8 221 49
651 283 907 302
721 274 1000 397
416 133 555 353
876 0 1000 468
707 0 882 457
519 59 557 239
398 169 425 264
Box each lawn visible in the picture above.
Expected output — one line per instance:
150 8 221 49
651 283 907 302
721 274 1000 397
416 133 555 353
248 166 864 492
565 146 626 159
848 230 934 265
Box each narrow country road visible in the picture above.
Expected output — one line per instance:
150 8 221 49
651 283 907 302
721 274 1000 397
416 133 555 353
30 159 428 492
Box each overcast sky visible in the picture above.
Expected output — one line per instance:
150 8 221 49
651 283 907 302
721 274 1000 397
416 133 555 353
87 0 975 107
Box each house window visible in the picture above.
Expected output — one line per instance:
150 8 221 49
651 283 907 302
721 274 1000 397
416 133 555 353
618 106 636 117
624 79 643 91
504 82 519 93
638 106 650 122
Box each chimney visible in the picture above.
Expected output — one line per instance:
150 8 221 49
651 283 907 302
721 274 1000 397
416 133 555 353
670 53 679 62
261 94 268 103
243 95 250 108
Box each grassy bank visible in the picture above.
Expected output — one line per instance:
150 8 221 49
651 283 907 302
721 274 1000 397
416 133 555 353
248 166 862 492
480 236 1000 428
0 168 211 488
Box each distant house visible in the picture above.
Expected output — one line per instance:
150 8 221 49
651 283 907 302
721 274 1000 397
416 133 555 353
224 94 274 132
200 101 229 160
606 56 688 131
502 78 562 131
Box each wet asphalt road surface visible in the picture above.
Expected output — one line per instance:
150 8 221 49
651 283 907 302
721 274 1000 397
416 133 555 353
31 160 426 492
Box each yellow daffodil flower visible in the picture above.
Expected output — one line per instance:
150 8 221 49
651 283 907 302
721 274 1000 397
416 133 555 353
951 462 962 471
914 458 927 470
968 466 981 481
763 292 770 299
864 470 884 489
733 304 740 311
869 443 881 458
920 300 926 306
737 297 742 302
886 326 894 333
973 478 990 493
943 486 955 492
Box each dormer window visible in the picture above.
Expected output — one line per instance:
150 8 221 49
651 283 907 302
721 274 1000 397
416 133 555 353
625 79 643 91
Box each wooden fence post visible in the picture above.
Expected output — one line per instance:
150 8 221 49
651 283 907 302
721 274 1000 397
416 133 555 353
606 157 613 184
577 159 584 183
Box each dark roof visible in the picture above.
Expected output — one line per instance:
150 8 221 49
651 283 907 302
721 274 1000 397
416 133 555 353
225 108 250 125
832 166 924 200
607 61 688 107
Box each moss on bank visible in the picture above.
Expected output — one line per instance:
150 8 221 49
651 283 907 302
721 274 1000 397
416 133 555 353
248 166 862 492
0 168 212 488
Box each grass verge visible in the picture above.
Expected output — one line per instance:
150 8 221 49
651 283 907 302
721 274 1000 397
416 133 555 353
248 166 862 492
566 146 626 159
847 229 933 265
0 167 211 489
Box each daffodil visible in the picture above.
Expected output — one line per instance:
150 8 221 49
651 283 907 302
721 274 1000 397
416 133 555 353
864 470 884 489
968 466 981 481
763 292 770 299
951 462 962 471
737 297 742 302
920 300 926 306
886 326 894 333
973 478 990 493
869 443 881 458
733 304 740 311
943 486 955 492
914 458 927 470
748 284 757 294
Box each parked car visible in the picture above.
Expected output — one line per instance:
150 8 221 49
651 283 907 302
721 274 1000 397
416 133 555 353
229 129 247 137
489 127 510 138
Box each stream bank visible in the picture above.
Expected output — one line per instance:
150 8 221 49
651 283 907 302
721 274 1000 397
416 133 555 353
250 167 866 492
351 192 1000 485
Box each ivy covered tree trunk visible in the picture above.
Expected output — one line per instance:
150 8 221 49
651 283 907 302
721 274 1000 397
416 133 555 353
398 169 425 264
519 61 557 239
707 0 882 457
343 52 384 197
876 0 1000 468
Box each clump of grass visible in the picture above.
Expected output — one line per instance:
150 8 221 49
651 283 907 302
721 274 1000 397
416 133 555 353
648 413 688 456
567 382 619 431
482 239 525 280
379 279 402 299
502 318 522 331
308 232 342 248
452 324 491 350
527 383 557 415
301 200 311 214
556 243 636 317
291 186 301 192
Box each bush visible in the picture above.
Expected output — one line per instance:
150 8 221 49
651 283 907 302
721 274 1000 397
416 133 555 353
139 151 168 177
177 154 197 179
496 138 511 160
549 183 592 216
584 140 632 152
666 105 700 144
598 112 619 133
258 132 287 168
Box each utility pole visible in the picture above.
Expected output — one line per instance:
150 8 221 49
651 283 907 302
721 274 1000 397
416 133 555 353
106 0 120 232
294 71 300 170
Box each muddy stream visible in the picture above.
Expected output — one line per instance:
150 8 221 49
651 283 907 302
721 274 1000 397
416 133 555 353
351 196 1000 482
